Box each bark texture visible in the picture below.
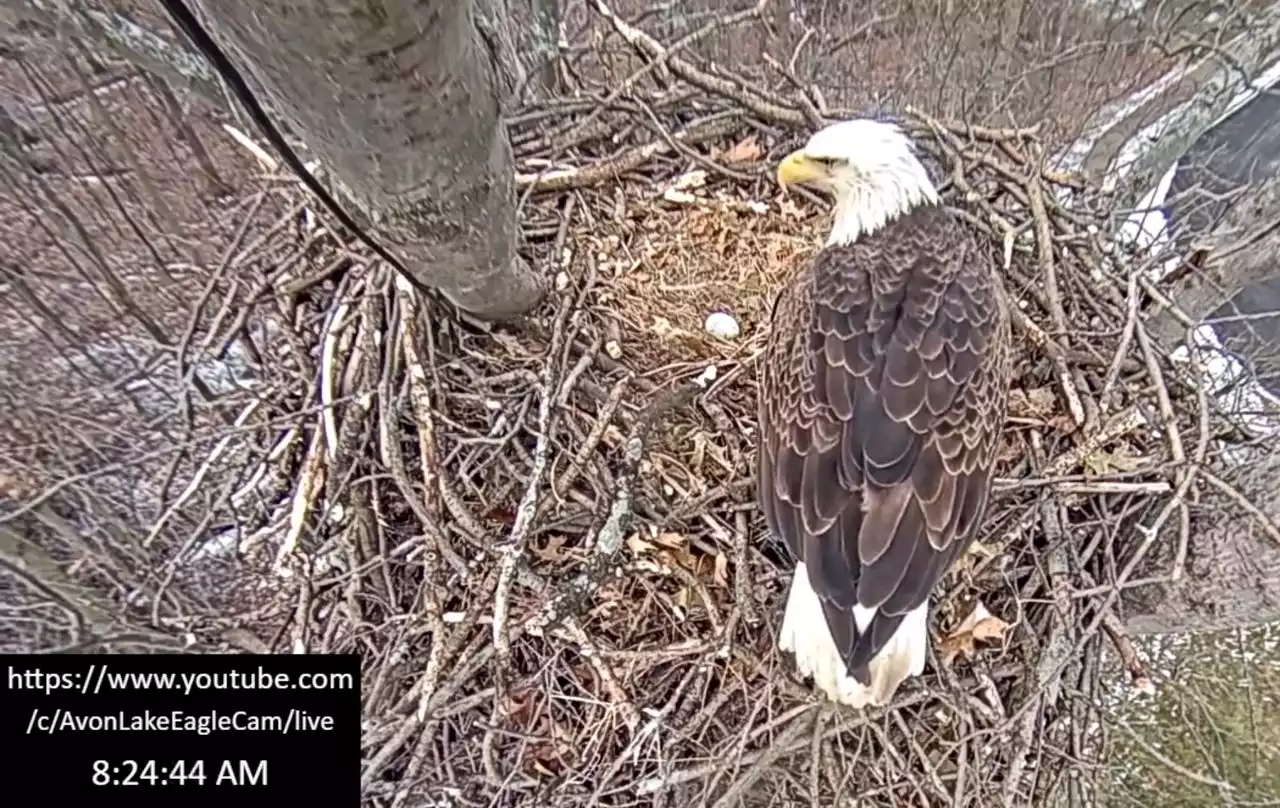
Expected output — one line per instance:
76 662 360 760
7 0 225 109
1155 82 1280 352
194 0 545 319
1152 174 1280 348
1071 3 1280 200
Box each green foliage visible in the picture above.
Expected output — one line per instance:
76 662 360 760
1099 624 1280 806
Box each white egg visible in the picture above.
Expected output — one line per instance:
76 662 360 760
704 311 740 340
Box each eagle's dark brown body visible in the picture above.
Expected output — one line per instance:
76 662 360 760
758 202 1011 684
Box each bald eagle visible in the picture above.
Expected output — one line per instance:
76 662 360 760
758 118 1011 708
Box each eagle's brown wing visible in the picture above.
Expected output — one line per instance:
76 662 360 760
758 205 1010 682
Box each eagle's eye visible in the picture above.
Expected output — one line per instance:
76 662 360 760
809 156 840 166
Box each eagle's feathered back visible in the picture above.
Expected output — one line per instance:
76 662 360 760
759 201 1011 699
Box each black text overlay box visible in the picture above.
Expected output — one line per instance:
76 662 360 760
2 653 360 806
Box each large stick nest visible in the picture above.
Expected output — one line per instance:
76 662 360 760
14 6 1272 808
311 104 1219 806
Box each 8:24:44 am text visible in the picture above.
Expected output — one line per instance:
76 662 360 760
92 758 268 787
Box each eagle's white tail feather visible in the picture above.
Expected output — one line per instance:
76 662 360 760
779 562 928 708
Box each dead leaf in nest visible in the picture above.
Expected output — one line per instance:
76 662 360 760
714 552 729 588
671 169 708 191
722 135 764 165
653 531 689 551
503 687 536 726
524 715 575 778
628 529 687 553
1047 413 1080 436
481 505 517 524
1083 447 1147 478
966 540 998 560
626 532 657 556
778 198 805 219
663 188 699 205
660 544 703 577
604 424 625 447
531 534 572 563
996 436 1024 466
674 585 693 613
953 539 999 577
938 601 1011 667
1008 387 1057 419
628 529 723 585
649 316 700 345
716 197 762 216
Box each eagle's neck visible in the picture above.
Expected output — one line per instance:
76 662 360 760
828 157 939 246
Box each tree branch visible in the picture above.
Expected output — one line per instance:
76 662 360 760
6 0 226 111
1150 176 1280 346
1059 3 1280 204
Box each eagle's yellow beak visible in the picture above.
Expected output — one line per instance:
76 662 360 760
776 149 825 187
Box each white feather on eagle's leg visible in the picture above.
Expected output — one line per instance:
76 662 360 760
780 562 928 708
759 118 1011 709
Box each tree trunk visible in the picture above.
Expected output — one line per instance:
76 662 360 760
473 0 561 100
1150 173 1280 347
1056 5 1280 636
1055 3 1280 197
192 0 545 319
7 0 225 110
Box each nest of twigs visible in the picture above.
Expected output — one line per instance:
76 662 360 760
199 114 1227 806
40 11 1261 808
183 65 1231 808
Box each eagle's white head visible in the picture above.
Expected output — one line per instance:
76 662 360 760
776 118 940 246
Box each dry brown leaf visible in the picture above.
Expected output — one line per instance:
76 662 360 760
1047 413 1079 435
723 135 764 164
653 531 688 550
531 534 571 562
626 532 657 555
603 425 625 446
1008 386 1057 419
689 431 708 477
996 436 1023 466
967 540 998 560
954 601 1003 635
1083 447 1147 477
971 615 1009 642
674 586 692 611
662 188 699 205
524 715 574 777
713 552 729 588
635 528 721 585
938 602 1011 667
664 547 700 575
503 688 535 724
671 169 708 191
778 198 805 219
937 635 973 668
954 540 998 577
